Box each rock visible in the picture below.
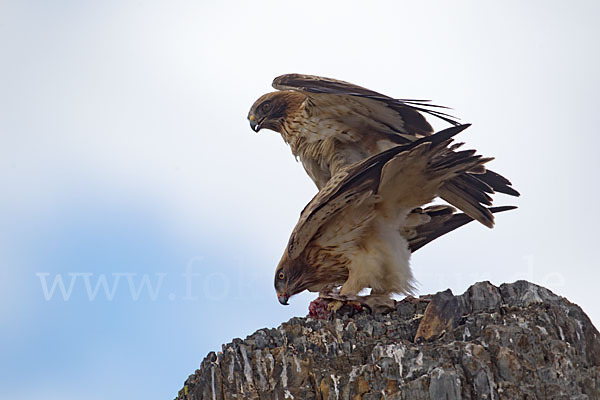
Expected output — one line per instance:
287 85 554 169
176 281 600 399
414 289 462 342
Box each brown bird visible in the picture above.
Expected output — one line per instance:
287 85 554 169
248 74 519 228
274 124 495 305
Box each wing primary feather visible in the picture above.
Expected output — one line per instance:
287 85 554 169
409 205 517 252
478 169 521 196
286 124 473 259
273 73 461 127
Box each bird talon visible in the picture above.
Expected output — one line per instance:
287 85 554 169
309 296 370 319
326 299 345 313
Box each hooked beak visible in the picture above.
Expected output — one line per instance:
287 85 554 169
248 114 263 132
277 292 289 305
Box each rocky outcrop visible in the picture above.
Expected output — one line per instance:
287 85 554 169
176 281 600 399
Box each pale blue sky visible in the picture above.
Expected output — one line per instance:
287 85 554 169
1 1 599 399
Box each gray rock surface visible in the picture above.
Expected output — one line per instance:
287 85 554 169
176 281 600 399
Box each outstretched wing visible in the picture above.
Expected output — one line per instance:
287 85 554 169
273 73 460 138
287 125 472 260
273 73 519 200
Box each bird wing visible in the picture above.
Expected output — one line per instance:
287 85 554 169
287 124 472 260
375 125 493 218
286 166 379 260
407 205 517 252
273 74 519 202
273 73 460 138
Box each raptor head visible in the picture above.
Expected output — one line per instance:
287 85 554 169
274 266 291 305
274 256 318 306
247 91 304 133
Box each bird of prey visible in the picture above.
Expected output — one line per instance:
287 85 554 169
274 124 495 305
248 74 519 228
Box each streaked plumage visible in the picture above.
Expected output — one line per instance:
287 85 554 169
249 74 519 228
274 125 495 304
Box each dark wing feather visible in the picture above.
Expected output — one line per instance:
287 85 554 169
273 74 519 199
408 206 517 252
273 73 460 135
478 170 520 196
287 125 471 259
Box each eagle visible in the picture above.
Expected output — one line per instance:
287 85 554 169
274 124 497 305
248 74 519 228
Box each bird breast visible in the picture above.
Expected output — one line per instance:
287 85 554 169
282 112 377 189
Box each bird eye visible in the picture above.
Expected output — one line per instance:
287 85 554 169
261 102 271 112
278 271 285 280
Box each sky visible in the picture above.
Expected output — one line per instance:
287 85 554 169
1 1 599 399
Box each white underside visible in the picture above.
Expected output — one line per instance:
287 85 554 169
342 210 415 296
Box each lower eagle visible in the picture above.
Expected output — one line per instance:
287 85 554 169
274 124 512 306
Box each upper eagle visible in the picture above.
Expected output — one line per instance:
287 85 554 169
248 74 519 228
